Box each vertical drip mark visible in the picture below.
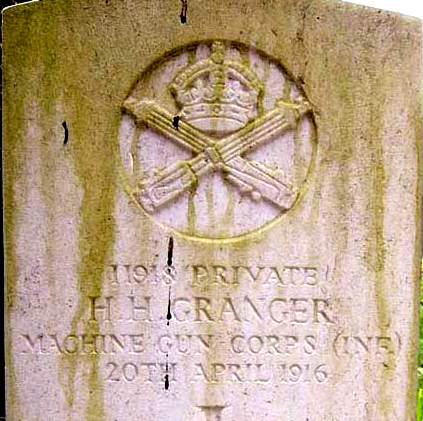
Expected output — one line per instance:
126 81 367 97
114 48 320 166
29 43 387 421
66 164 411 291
165 240 172 389
221 183 235 235
259 59 271 115
238 45 250 67
131 126 141 178
283 78 292 101
293 118 304 186
166 286 172 325
205 177 215 232
180 0 187 24
187 184 197 235
167 236 174 267
166 236 173 325
188 46 197 64
164 354 170 390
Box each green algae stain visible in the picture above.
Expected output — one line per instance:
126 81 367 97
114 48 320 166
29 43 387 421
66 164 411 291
362 71 395 419
3 4 47 419
408 87 423 420
221 182 235 229
3 112 25 420
187 181 198 235
372 154 393 421
205 176 216 230
60 104 117 420
85 351 107 421
53 12 119 419
412 108 423 419
324 66 356 411
282 78 293 100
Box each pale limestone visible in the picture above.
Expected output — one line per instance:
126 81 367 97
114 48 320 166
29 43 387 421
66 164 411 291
3 0 422 420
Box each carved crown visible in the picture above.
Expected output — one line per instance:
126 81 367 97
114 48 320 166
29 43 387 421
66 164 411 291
169 42 264 136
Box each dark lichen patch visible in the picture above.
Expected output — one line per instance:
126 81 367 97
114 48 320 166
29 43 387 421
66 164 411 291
180 0 187 24
172 115 180 130
62 121 69 144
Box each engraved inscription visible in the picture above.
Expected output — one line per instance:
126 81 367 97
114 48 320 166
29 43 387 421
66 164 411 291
106 362 178 383
83 293 334 325
107 263 323 287
18 259 402 409
190 363 329 384
190 264 320 286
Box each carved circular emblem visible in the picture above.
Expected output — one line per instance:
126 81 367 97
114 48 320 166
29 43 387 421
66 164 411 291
119 41 316 241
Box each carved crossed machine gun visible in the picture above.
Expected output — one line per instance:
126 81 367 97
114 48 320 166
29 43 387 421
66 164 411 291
123 96 311 213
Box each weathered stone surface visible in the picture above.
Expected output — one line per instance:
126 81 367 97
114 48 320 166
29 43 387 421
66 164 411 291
3 0 422 420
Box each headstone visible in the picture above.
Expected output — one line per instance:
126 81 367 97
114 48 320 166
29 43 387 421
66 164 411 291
3 0 422 420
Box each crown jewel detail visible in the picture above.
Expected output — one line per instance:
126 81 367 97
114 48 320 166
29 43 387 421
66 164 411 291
169 42 264 136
